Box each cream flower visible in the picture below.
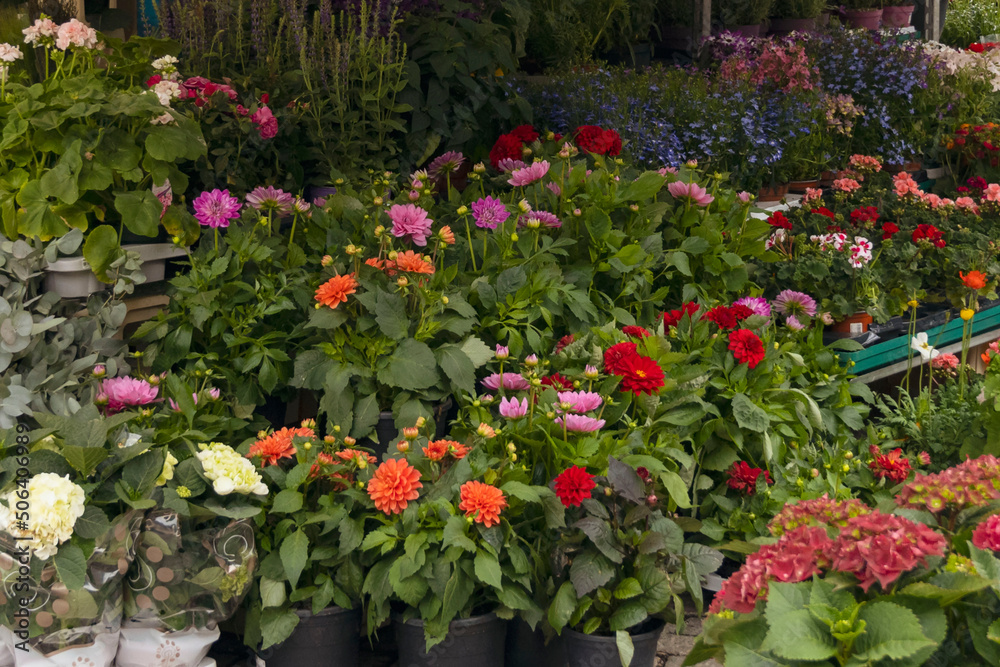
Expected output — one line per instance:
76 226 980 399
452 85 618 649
152 80 181 107
0 473 86 560
156 451 179 487
196 443 268 496
0 44 23 62
910 332 940 361
55 19 98 51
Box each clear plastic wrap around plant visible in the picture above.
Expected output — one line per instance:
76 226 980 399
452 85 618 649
123 510 257 632
0 510 143 656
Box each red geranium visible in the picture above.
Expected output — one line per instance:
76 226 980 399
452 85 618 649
509 124 539 143
728 329 765 369
881 222 899 240
662 302 701 328
554 466 597 507
622 325 652 339
489 133 524 169
603 342 638 375
727 461 773 495
850 206 879 226
766 211 792 230
912 224 946 248
811 207 836 221
617 354 665 396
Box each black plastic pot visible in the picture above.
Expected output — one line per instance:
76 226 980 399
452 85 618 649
505 618 566 667
362 399 453 461
564 619 664 667
264 606 361 667
394 613 507 667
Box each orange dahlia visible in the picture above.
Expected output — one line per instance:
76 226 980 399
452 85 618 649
392 250 435 274
368 458 423 514
247 426 314 466
337 448 377 467
423 440 449 461
315 273 358 309
439 225 456 245
459 480 507 528
449 441 471 460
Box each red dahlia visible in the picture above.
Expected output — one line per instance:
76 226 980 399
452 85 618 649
554 465 597 507
868 447 912 484
702 305 740 330
727 461 773 495
603 341 638 375
622 325 652 339
540 373 574 390
489 133 524 169
554 333 575 354
729 329 766 369
618 354 665 396
730 304 754 321
509 124 539 143
662 302 701 328
573 125 622 156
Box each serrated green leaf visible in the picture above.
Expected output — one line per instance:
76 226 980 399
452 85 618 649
614 577 643 600
852 601 935 662
279 529 309 589
271 490 303 513
54 543 87 591
474 550 503 589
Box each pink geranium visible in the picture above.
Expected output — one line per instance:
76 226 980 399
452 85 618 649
100 377 159 415
508 161 550 187
55 19 98 51
832 178 861 193
668 181 714 207
984 183 1000 202
955 196 980 214
388 204 433 246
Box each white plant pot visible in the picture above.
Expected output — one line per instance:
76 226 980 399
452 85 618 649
115 627 219 667
924 166 949 180
44 244 186 299
0 625 119 667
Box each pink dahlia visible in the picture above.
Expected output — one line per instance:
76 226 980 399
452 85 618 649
556 391 602 413
667 181 714 207
192 189 241 228
499 396 528 419
481 373 531 391
471 196 510 230
428 151 466 178
100 377 159 415
554 414 606 433
251 106 278 140
521 211 562 229
388 204 433 246
245 186 294 214
508 161 550 187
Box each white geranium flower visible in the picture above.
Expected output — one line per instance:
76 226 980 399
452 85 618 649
910 332 940 361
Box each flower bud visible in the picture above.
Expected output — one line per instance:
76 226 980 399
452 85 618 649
409 190 420 201
147 374 162 387
629 204 639 212
511 453 517 462
474 162 486 174
845 451 854 460
324 435 336 443
303 442 312 450
584 365 599 379
397 276 409 287
842 464 850 472
518 199 532 213
457 205 469 215
374 225 385 236
604 487 613 496
477 423 496 439
333 425 341 432
373 196 384 206
495 345 509 360
442 296 449 305
810 468 820 478
961 308 975 321
647 494 658 505
403 427 419 440
507 443 517 453
573 208 582 217
511 233 519 242
415 416 427 428
748 513 756 520
525 354 539 367
92 365 106 378
396 440 409 452
546 411 555 419
321 255 333 267
526 216 540 229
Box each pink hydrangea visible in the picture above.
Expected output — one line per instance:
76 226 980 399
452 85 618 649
508 161 550 187
972 514 1000 551
388 204 433 246
896 454 1000 513
769 495 871 536
668 181 714 207
100 377 159 415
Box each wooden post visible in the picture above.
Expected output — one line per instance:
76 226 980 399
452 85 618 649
691 0 711 50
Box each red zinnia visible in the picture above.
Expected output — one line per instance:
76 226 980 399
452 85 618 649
881 222 899 240
540 373 574 390
727 461 773 495
662 302 701 328
618 354 665 396
489 133 524 169
728 329 766 369
622 325 652 339
553 466 597 507
603 341 639 375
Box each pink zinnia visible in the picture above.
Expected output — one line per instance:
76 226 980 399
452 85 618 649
192 189 241 228
508 161 550 187
100 377 159 415
481 373 531 391
556 391 602 413
471 196 510 230
388 204 433 246
498 396 528 419
555 414 606 433
668 181 714 207
251 106 278 139
245 186 294 214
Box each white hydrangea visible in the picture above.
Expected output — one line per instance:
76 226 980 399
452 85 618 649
196 443 268 496
0 473 86 561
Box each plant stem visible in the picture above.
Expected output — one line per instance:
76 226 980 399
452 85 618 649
464 216 477 271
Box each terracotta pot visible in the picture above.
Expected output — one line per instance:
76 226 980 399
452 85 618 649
819 170 839 186
788 178 821 193
724 24 763 37
886 161 921 174
881 4 915 27
829 311 874 337
758 183 789 202
768 17 817 35
842 8 883 29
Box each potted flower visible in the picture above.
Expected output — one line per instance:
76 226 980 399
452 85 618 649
0 20 207 294
240 424 372 666
359 422 551 666
882 0 917 27
840 0 884 29
768 0 827 34
547 457 723 667
713 0 776 36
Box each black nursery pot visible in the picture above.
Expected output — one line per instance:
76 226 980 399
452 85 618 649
394 613 507 667
564 619 665 667
264 606 361 667
505 618 566 667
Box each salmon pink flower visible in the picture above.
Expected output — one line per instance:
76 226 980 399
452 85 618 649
499 396 528 419
668 181 714 207
508 161 550 187
481 373 531 391
555 414 605 433
368 458 423 514
100 377 159 415
556 391 602 413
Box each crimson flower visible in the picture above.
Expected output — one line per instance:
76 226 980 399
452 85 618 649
912 224 946 248
540 373 574 390
881 222 899 240
811 207 835 221
509 124 539 143
489 133 524 169
868 446 912 483
728 329 766 369
554 334 575 354
603 342 638 375
850 206 879 226
727 461 773 495
617 354 665 396
766 211 792 229
553 466 597 507
621 325 651 339
662 302 701 328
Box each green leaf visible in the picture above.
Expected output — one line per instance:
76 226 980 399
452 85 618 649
460 336 495 368
852 601 935 662
574 516 624 563
271 490 304 513
351 393 381 439
763 582 837 662
374 289 408 339
500 481 541 503
607 456 644 503
145 123 205 162
60 445 109 478
731 393 769 433
570 551 614 596
114 191 161 237
474 550 503 589
619 171 665 202
260 577 286 608
54 543 87 591
436 344 476 394
82 225 121 283
279 529 309 589
441 566 474 623
548 581 577 633
260 608 300 650
73 506 111 540
442 516 477 552
615 630 635 667
989 619 1000 644
659 470 691 509
122 449 166 497
376 339 440 391
614 577 643 600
